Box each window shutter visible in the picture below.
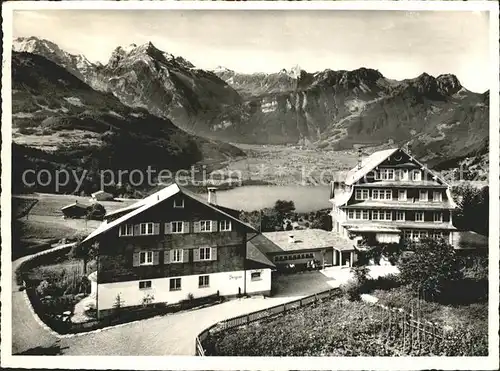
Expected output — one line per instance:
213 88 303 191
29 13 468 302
183 249 189 262
193 221 201 233
164 222 171 234
153 223 160 235
193 248 200 262
183 221 190 234
153 251 160 265
133 252 140 267
211 220 218 232
211 247 218 261
169 249 175 263
134 224 140 236
164 250 170 264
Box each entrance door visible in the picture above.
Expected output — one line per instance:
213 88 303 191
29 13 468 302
342 252 351 267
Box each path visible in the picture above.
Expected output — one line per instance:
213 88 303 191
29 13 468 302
11 247 330 356
11 246 397 355
11 243 75 354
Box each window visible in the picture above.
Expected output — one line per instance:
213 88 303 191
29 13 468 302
198 275 210 288
140 223 154 235
362 210 369 220
139 280 152 290
171 221 184 234
348 210 355 220
433 191 442 202
169 278 181 291
403 230 412 240
396 211 405 221
199 247 211 261
419 190 428 202
355 189 370 200
415 212 424 222
172 249 183 263
433 212 443 223
251 272 262 281
412 170 422 181
372 189 392 200
139 251 154 266
372 210 392 221
398 190 407 201
173 198 184 208
355 210 361 220
119 224 134 236
200 220 212 232
396 169 409 181
379 169 395 180
219 220 232 231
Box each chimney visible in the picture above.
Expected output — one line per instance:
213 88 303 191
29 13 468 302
357 149 363 170
288 235 295 244
207 187 217 205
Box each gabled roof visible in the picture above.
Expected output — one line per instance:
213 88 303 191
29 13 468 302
345 148 398 185
61 202 89 211
344 147 450 187
82 183 257 244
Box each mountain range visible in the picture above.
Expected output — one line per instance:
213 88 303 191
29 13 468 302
12 36 489 174
11 48 244 194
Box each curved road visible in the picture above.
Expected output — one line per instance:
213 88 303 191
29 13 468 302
12 248 335 355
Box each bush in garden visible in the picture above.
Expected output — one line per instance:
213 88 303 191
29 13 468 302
351 266 370 287
398 237 462 300
36 280 51 297
341 279 362 301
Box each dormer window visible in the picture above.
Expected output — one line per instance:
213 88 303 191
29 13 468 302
174 198 184 208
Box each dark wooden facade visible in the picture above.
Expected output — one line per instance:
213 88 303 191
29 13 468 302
96 194 250 284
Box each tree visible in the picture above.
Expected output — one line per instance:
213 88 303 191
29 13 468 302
453 185 489 236
86 202 106 221
398 237 462 299
70 241 99 274
274 200 295 217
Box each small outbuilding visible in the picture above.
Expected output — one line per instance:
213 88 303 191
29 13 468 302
61 201 89 219
91 190 114 201
248 229 356 270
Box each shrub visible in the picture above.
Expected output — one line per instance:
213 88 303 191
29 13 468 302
398 238 462 299
36 280 51 297
351 265 370 286
341 279 362 301
86 203 106 221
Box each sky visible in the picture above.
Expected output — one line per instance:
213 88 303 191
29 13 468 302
13 9 491 93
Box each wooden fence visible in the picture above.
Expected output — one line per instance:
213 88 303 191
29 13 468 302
195 288 341 356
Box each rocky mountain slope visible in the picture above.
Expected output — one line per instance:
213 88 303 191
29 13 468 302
11 51 244 194
215 67 489 168
14 37 489 169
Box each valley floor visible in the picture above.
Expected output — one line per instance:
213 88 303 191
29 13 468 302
216 144 488 188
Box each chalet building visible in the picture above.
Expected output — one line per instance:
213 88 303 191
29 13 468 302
330 147 458 250
82 183 274 318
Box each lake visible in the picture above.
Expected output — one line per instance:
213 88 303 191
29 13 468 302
201 185 332 212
